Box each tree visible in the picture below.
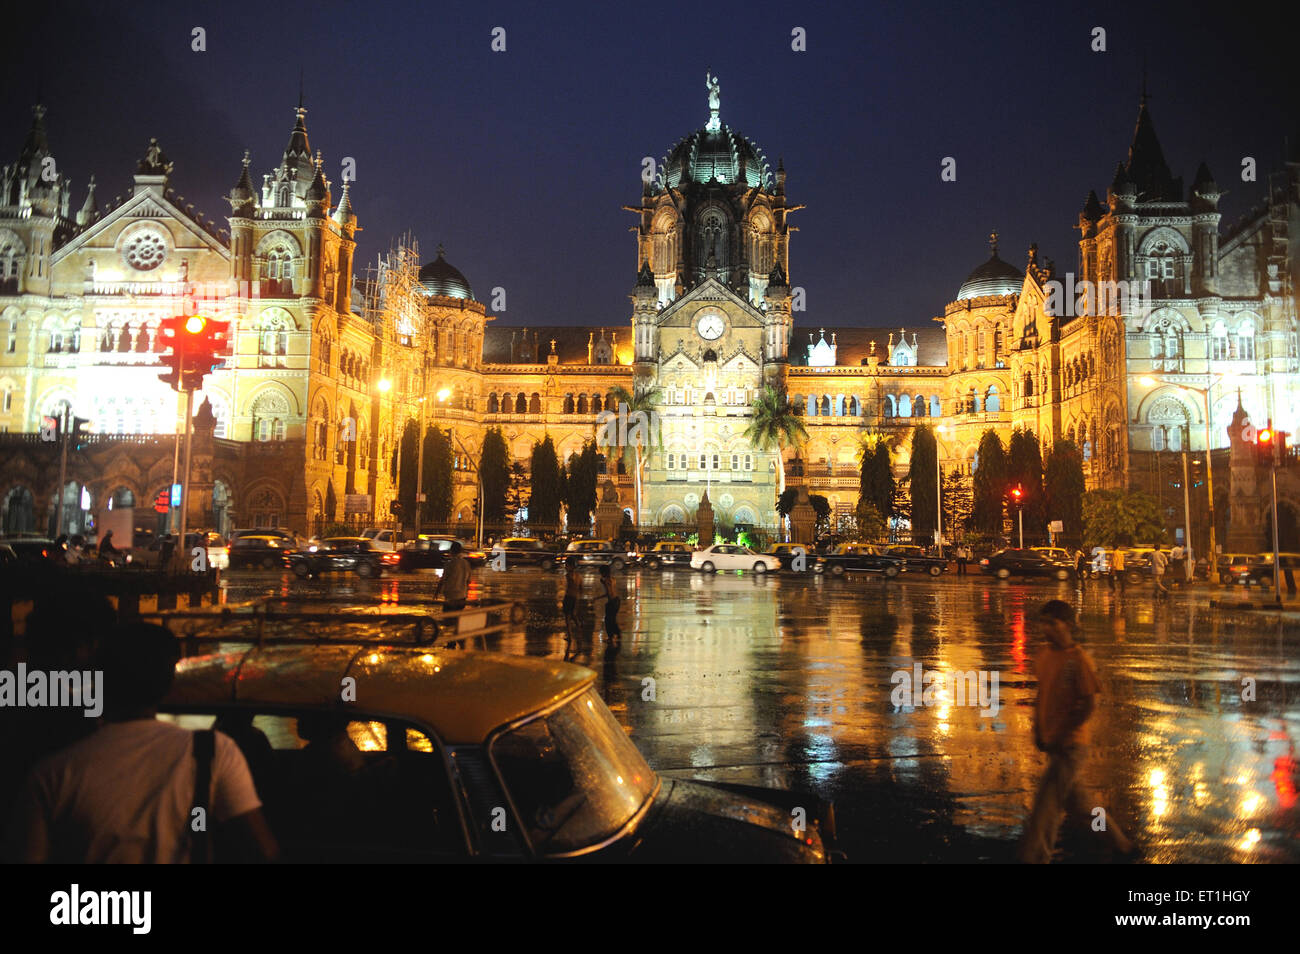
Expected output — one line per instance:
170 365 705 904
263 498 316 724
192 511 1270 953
1007 428 1046 540
480 428 511 523
505 461 529 521
1044 440 1085 543
395 420 419 524
528 436 562 528
858 438 894 520
972 429 1008 536
941 467 973 538
855 501 887 542
908 425 939 541
1083 489 1165 547
607 383 662 526
746 384 809 500
564 441 599 531
892 477 911 541
421 427 454 524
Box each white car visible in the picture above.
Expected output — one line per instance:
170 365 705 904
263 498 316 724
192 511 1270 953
690 544 780 574
359 528 399 552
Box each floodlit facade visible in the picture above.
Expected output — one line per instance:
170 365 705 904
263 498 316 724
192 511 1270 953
1 84 1296 541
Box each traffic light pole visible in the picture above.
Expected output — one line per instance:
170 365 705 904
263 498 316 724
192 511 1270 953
171 387 195 573
54 406 69 538
169 391 183 533
1182 449 1193 583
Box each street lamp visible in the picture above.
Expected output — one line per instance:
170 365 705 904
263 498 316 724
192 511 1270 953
1010 485 1024 548
935 424 948 557
1139 374 1221 582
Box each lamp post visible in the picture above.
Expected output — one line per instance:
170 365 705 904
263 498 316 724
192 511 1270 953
1010 485 1024 548
1181 431 1193 583
935 424 947 557
1140 374 1221 582
377 378 397 532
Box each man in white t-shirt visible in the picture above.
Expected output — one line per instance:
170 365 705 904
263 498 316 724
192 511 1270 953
4 623 278 863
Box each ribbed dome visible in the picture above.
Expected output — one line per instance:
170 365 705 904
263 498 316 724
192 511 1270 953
417 248 474 301
956 251 1022 300
661 124 770 190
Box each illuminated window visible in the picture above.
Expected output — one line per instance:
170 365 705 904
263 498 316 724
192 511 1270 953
744 454 752 471
730 453 739 470
667 453 675 469
1236 320 1255 361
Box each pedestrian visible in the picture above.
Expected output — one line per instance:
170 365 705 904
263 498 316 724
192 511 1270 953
956 545 968 576
1169 544 1185 585
1151 547 1169 597
159 533 177 570
598 564 622 643
1111 548 1127 593
1017 600 1136 863
3 622 278 863
97 529 119 566
1074 548 1087 583
435 541 471 612
562 556 581 644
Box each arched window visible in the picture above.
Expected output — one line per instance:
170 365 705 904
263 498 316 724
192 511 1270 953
257 310 292 368
251 390 290 442
1210 321 1229 361
487 393 499 414
529 393 541 414
984 386 1000 413
1149 315 1182 371
897 394 912 417
913 394 925 417
883 394 895 418
563 394 575 414
318 332 332 370
1236 319 1255 362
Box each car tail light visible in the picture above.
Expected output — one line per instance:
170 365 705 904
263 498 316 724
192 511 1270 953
979 558 989 566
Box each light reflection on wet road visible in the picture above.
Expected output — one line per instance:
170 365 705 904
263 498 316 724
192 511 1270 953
220 567 1300 863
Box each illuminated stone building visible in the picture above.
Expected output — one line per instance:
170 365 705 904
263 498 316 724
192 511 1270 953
1 84 1296 544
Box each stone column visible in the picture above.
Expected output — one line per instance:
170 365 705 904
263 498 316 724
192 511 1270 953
788 485 816 544
595 478 623 540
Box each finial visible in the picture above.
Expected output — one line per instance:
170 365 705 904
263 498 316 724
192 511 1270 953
705 71 721 131
550 338 557 354
437 242 445 258
989 230 999 255
241 149 250 168
298 68 305 109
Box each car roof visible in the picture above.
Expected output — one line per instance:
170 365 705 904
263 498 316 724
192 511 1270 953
322 536 367 544
165 646 595 745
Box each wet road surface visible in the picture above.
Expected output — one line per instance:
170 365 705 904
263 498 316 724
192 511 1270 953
217 566 1300 863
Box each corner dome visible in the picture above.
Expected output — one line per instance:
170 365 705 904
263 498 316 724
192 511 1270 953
957 250 1022 300
418 247 474 301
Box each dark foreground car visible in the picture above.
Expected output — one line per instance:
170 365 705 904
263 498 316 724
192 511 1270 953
228 534 295 570
815 543 903 578
635 541 695 569
884 545 950 577
554 539 636 571
764 543 815 570
492 537 555 568
287 537 386 578
981 548 1075 580
161 646 838 862
396 537 487 572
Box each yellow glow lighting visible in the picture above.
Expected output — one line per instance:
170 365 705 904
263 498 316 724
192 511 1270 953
185 315 207 334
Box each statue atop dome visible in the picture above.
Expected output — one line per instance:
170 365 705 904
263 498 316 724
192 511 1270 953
705 72 721 131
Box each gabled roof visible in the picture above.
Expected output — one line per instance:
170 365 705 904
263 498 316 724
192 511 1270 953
51 187 230 265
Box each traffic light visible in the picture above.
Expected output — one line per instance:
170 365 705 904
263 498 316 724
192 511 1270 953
1009 485 1024 507
71 416 90 451
158 314 231 392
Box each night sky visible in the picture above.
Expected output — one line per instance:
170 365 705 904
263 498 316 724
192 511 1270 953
6 0 1292 330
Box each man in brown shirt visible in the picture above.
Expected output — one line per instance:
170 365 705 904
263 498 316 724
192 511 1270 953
1018 599 1136 863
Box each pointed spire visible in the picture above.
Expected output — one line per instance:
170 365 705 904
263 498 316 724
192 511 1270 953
227 150 255 215
636 259 656 287
1126 98 1180 201
989 229 1000 256
283 102 313 183
1082 189 1104 221
76 175 97 227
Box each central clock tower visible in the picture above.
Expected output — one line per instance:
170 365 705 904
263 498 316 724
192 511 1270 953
626 75 794 531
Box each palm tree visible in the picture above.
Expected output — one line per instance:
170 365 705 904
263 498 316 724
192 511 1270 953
745 383 809 506
607 383 662 526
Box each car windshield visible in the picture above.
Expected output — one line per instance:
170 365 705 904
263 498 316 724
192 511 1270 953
490 687 657 855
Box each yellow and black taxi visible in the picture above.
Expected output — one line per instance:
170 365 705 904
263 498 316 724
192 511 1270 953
764 542 814 571
491 537 556 568
632 541 694 570
814 543 903 578
553 539 636 571
287 536 386 578
160 645 839 862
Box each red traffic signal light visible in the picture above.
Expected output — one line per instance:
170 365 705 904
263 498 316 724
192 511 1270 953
1010 486 1023 500
157 314 229 391
1259 428 1273 444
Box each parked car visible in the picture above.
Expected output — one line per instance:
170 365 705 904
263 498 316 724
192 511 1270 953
227 534 295 570
814 543 904 578
395 536 487 572
2 538 58 564
690 544 780 574
133 531 230 570
287 536 386 578
764 542 815 571
635 541 695 570
491 537 556 568
885 545 950 577
554 539 635 571
980 548 1075 581
1229 552 1300 586
159 644 838 862
359 528 400 552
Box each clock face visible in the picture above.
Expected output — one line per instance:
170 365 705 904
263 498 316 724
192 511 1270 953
696 311 725 340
